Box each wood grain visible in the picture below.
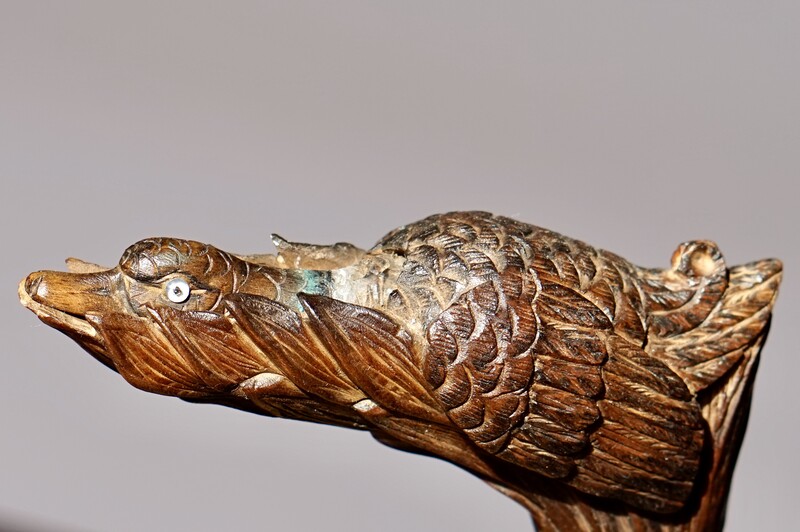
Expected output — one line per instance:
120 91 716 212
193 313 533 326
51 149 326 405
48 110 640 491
20 211 782 531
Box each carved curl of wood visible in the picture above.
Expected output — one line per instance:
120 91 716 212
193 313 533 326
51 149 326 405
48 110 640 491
20 212 782 531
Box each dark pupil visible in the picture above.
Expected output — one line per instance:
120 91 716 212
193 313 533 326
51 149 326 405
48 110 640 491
173 286 183 296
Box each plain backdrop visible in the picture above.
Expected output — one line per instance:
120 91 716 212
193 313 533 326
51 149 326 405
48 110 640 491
1 2 797 531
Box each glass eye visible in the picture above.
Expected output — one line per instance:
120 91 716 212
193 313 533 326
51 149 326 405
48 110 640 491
165 278 191 303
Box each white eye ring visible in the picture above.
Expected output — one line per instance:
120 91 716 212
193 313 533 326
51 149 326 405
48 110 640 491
165 278 191 304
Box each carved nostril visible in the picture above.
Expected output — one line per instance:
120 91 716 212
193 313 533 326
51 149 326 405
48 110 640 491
25 273 45 299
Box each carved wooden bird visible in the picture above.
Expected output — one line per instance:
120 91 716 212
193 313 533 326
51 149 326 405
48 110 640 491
20 211 781 531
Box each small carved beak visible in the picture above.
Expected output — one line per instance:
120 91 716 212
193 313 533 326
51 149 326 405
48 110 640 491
23 269 123 317
20 265 130 370
19 265 126 342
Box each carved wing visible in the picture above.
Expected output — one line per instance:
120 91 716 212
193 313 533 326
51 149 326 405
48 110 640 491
527 234 704 514
422 219 705 514
425 274 537 454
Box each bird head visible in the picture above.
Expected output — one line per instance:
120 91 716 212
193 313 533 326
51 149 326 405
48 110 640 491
22 237 252 324
19 238 284 397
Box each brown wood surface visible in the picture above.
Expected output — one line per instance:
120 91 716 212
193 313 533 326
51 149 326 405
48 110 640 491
20 211 782 531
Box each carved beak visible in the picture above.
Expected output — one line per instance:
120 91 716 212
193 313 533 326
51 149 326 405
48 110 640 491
24 269 123 316
19 263 124 369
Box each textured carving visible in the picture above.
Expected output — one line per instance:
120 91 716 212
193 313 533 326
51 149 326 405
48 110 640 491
20 211 781 531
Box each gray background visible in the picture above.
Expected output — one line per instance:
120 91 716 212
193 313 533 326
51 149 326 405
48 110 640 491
1 2 797 531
